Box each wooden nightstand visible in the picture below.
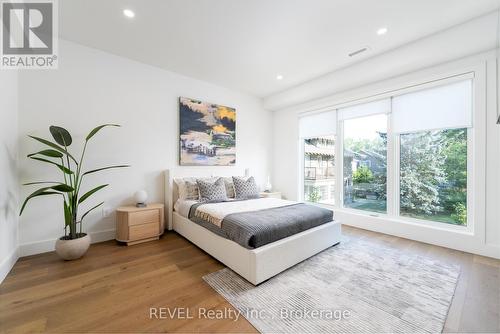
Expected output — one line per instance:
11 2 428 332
260 191 282 199
116 204 165 245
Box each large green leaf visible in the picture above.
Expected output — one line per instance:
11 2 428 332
86 124 120 141
50 126 72 146
80 202 104 222
19 187 61 215
52 184 74 192
82 165 129 176
22 181 60 186
78 184 108 204
27 149 63 158
30 157 74 174
28 136 78 164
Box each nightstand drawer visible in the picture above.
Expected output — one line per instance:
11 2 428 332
129 222 158 241
128 209 159 226
116 203 164 246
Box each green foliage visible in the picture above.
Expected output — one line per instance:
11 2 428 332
86 124 120 141
400 128 467 224
372 174 387 200
20 125 129 239
352 166 374 184
344 131 387 203
451 202 467 225
344 126 467 226
78 184 109 204
49 126 73 146
440 129 467 212
211 137 235 148
400 131 445 215
307 186 321 203
28 149 63 158
28 135 78 164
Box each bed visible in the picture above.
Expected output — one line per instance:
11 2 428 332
164 168 341 285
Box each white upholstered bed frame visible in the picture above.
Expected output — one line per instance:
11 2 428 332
164 168 341 285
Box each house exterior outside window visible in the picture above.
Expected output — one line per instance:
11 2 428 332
304 137 335 205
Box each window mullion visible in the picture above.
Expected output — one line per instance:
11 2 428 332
386 111 393 217
393 135 401 218
336 120 343 208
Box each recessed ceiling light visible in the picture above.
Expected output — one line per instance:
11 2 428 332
276 74 284 80
377 27 388 35
123 9 135 18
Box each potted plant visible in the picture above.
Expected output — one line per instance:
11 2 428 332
20 125 129 260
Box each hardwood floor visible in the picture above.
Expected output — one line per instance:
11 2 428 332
1 226 499 333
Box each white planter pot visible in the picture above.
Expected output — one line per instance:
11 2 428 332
55 233 91 260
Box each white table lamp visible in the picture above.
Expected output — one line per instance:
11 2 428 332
134 190 148 207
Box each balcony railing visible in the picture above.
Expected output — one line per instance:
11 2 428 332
304 167 335 180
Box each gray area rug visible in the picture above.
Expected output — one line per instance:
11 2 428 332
203 237 460 333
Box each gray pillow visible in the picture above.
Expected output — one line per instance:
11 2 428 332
233 176 259 199
197 177 227 202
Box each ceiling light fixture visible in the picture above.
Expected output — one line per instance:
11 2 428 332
276 74 284 80
123 9 135 18
377 27 388 35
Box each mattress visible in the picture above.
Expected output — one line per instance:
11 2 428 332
174 199 198 218
176 198 334 249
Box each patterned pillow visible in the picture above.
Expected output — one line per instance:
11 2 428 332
223 177 235 198
197 178 228 202
232 176 259 199
184 179 200 200
174 178 200 200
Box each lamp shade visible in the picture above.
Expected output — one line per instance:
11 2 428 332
134 190 148 204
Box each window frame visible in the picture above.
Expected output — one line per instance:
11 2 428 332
340 113 390 216
394 127 473 233
298 71 478 233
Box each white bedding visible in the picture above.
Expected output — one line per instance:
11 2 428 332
174 199 198 218
193 198 296 227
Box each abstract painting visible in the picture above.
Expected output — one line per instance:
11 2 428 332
179 97 236 166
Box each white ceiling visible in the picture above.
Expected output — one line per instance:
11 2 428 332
59 0 500 97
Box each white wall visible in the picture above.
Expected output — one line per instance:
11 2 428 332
0 71 19 282
18 40 272 256
271 15 500 259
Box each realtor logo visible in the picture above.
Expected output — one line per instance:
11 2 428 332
1 0 58 69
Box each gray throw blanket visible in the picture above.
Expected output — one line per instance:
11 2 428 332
189 202 333 249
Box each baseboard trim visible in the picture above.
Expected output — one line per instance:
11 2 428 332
0 247 19 284
336 210 500 259
19 229 116 257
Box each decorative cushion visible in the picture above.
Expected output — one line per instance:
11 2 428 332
223 177 235 198
232 176 259 199
175 178 199 200
174 177 200 201
197 178 228 202
183 179 200 200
